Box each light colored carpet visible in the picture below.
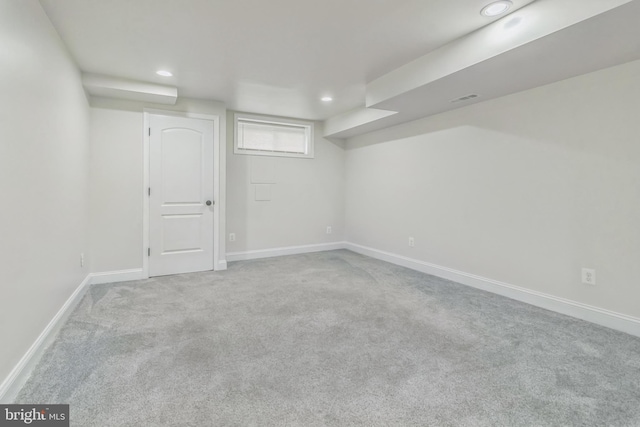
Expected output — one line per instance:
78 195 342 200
16 250 640 426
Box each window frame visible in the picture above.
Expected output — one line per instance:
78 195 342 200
233 113 314 159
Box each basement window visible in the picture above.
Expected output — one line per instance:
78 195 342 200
234 113 314 159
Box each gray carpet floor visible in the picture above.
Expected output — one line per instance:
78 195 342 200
16 250 640 426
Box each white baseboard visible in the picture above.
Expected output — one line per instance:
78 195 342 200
345 242 640 338
226 242 347 262
216 260 228 271
0 274 92 403
4 244 637 404
89 268 145 285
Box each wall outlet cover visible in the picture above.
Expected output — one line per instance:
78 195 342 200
582 268 596 285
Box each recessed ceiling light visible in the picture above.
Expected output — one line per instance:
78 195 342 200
321 96 333 102
481 0 513 17
156 70 173 77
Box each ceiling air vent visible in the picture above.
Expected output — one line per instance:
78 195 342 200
450 94 480 103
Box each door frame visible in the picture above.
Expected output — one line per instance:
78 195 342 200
142 108 224 278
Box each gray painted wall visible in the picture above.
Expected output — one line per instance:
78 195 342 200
89 105 346 269
345 59 640 318
88 97 227 273
0 1 91 384
226 113 345 254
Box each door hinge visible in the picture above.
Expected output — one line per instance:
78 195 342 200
148 187 151 196
148 128 151 136
148 248 150 256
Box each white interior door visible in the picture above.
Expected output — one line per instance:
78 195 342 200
149 114 214 277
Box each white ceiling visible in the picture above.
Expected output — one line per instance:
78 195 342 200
39 0 536 120
325 0 640 138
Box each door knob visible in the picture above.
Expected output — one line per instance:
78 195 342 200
206 200 213 206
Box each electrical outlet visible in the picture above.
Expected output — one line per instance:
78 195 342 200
582 268 596 285
408 237 415 247
326 226 332 234
229 233 236 242
80 253 84 268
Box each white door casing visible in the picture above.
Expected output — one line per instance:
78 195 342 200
148 114 215 277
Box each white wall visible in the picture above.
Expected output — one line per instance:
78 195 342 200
89 97 226 273
345 60 640 319
90 104 344 267
0 1 90 384
226 113 345 254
